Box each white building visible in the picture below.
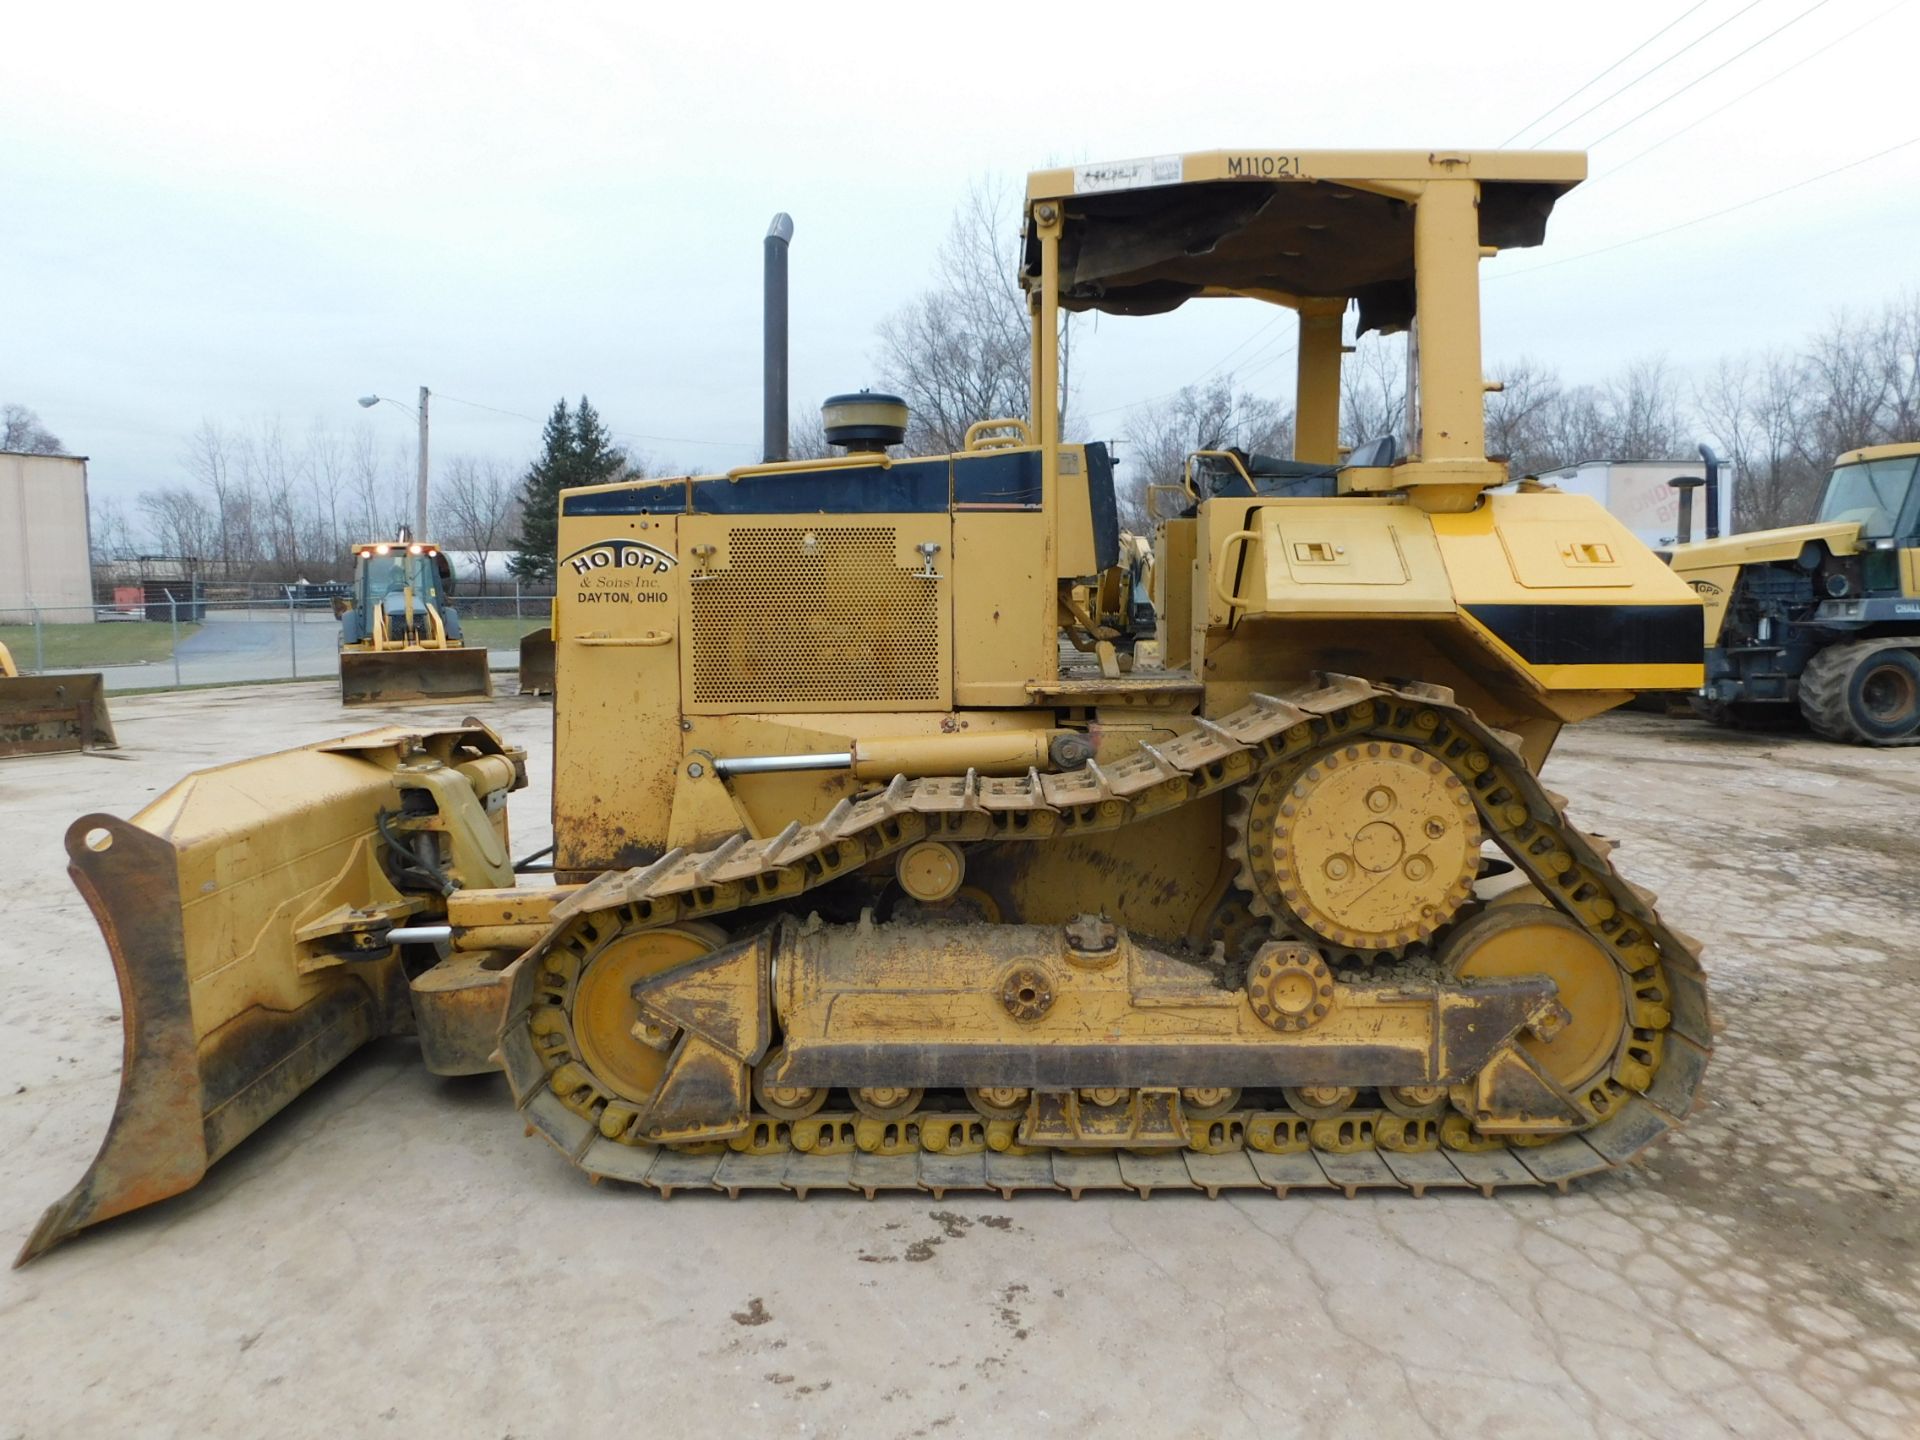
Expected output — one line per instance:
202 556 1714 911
1534 458 1735 551
0 452 93 624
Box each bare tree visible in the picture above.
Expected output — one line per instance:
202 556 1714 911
90 494 135 563
1801 308 1893 465
1341 333 1406 450
1484 357 1565 476
1878 292 1920 442
348 424 408 541
438 456 519 590
787 403 832 461
1 404 66 455
181 419 253 574
302 420 349 576
876 178 1073 454
611 446 656 481
138 486 218 562
238 418 301 572
1121 377 1293 530
1697 352 1823 530
1603 355 1688 459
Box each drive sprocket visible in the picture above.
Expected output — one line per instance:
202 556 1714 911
1227 740 1481 953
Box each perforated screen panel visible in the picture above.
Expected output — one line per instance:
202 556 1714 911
689 526 943 707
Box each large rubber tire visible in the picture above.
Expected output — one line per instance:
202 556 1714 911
1688 695 1806 732
1797 640 1920 745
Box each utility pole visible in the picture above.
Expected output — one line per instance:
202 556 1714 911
416 385 431 537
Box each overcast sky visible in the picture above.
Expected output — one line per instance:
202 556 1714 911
5 0 1918 512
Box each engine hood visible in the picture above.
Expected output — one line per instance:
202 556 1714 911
1667 520 1862 572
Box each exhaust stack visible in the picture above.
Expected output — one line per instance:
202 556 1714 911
1698 442 1723 539
763 213 794 463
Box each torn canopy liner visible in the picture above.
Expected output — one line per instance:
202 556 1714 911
1037 178 1568 335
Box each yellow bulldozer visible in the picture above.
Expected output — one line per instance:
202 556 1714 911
0 639 116 758
336 537 492 705
21 148 1712 1263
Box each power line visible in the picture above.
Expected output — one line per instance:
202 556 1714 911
1582 0 1834 150
1588 0 1912 184
1494 134 1920 278
1078 308 1298 423
1531 0 1769 147
431 391 753 452
1501 1 1714 145
432 392 545 424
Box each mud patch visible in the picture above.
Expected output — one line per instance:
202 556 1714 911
731 1297 772 1327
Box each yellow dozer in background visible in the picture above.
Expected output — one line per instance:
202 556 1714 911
0 639 116 758
336 538 492 705
22 148 1713 1263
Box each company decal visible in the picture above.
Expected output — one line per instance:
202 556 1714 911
1687 579 1723 597
1074 154 1181 194
561 538 675 605
1896 602 1920 616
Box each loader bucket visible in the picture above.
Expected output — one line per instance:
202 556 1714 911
0 672 117 757
517 627 554 697
339 645 492 706
16 722 517 1265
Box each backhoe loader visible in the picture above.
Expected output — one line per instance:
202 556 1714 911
21 148 1711 1263
337 537 492 705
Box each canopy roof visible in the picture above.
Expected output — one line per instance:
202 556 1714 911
1023 150 1584 334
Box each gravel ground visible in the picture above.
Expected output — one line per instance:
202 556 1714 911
1 686 1915 1439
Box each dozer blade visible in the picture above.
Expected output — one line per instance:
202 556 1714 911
516 627 554 697
0 673 117 757
340 645 492 706
16 722 519 1266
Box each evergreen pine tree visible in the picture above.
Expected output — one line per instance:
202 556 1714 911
573 397 626 489
509 399 575 581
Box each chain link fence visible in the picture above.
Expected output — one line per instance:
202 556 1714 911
0 592 554 692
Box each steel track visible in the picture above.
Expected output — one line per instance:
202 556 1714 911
499 675 1712 1196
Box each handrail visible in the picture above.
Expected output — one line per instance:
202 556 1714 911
573 630 673 647
725 453 892 482
1210 528 1261 613
964 418 1035 451
1183 449 1254 500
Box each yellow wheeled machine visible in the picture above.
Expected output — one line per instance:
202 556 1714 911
337 538 492 706
1669 442 1920 743
0 640 116 758
22 148 1712 1263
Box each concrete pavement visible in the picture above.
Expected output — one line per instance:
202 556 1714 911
1 688 1915 1438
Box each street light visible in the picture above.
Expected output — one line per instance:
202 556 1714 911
355 386 431 537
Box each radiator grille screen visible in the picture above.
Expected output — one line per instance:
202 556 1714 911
690 526 941 705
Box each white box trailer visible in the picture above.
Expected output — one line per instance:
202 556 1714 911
1534 457 1735 551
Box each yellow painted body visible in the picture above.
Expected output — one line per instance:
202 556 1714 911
1668 521 1864 644
28 148 1715 1258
